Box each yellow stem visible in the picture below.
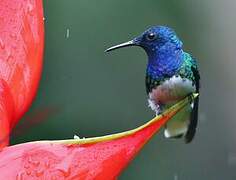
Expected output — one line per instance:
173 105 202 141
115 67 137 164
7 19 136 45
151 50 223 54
37 93 198 145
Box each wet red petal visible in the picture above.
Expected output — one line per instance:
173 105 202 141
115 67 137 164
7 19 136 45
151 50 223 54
0 0 44 147
0 96 194 179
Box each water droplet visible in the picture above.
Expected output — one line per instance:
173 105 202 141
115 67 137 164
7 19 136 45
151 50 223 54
10 33 16 39
12 44 17 49
26 170 31 175
33 161 40 166
35 169 44 177
28 156 40 166
7 53 13 62
0 38 5 49
66 28 70 39
74 134 80 139
45 161 50 168
59 167 71 177
16 171 24 180
24 163 30 169
27 3 34 15
43 17 46 21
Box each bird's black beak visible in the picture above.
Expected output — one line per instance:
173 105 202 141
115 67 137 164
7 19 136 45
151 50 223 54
105 40 138 52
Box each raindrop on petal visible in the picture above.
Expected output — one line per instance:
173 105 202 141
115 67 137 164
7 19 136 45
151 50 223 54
0 38 5 49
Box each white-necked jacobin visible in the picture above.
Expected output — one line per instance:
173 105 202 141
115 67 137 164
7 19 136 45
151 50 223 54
105 26 200 143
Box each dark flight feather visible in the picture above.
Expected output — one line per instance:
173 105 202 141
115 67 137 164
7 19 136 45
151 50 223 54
185 66 200 143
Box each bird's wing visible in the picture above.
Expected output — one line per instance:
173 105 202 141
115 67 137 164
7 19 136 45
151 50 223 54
185 65 200 143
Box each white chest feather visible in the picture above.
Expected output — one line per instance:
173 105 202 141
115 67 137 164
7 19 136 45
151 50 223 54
148 76 195 113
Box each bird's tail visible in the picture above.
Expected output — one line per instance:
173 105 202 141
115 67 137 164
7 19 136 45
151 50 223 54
164 105 191 141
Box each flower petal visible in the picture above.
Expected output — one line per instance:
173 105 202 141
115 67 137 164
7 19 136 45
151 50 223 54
0 95 197 179
0 0 44 147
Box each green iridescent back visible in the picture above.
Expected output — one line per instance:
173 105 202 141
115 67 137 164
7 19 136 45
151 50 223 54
178 52 198 82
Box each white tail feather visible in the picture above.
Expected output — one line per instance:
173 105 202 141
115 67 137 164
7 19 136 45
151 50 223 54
164 105 191 139
164 119 189 138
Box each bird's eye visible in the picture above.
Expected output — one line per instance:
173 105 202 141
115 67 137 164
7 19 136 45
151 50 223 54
146 33 157 41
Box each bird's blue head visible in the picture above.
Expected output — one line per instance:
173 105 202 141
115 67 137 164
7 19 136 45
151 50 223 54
106 26 184 78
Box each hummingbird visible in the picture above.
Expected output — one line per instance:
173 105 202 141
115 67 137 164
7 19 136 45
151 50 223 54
105 26 200 143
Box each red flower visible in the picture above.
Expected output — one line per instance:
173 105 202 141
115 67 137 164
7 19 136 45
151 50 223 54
0 0 44 147
0 96 196 179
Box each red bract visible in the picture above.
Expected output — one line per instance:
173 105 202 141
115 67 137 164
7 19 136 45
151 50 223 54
0 95 196 180
0 0 44 147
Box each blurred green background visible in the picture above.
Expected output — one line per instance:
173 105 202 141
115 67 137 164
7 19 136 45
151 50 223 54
12 0 236 179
